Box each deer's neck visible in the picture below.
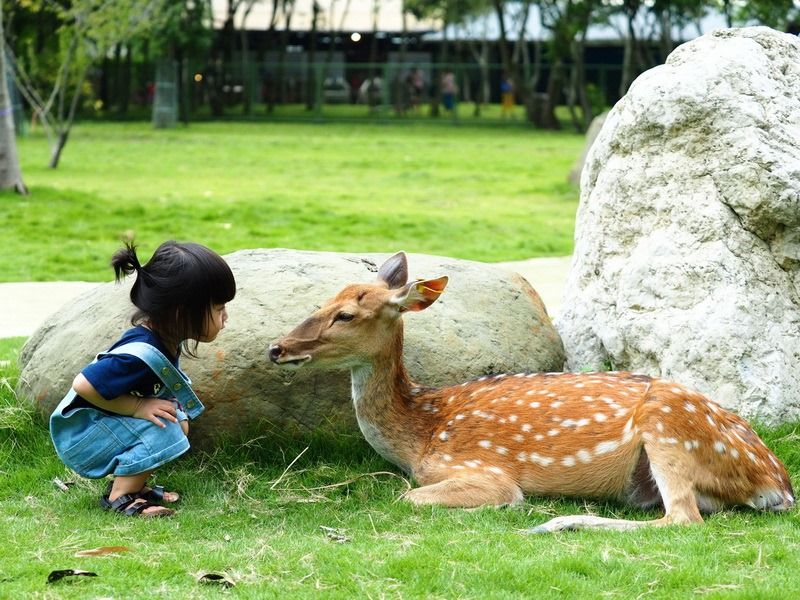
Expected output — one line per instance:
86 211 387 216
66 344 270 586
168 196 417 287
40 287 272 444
350 328 431 474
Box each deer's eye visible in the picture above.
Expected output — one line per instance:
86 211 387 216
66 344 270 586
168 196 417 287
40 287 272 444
334 312 355 323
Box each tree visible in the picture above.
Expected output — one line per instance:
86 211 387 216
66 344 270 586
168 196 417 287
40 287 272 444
0 1 26 193
7 0 172 168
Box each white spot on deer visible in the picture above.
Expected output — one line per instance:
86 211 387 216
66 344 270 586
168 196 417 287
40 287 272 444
582 395 594 402
513 434 525 443
730 448 740 460
516 452 527 462
438 431 449 441
561 418 590 429
661 406 672 413
561 456 576 467
594 413 608 422
551 416 562 423
769 455 780 468
684 402 696 413
534 434 544 441
521 423 532 432
550 401 564 409
706 414 716 427
525 390 536 396
747 450 757 462
476 440 491 449
656 422 665 433
529 402 541 409
547 429 560 437
498 418 507 424
487 466 504 475
670 387 682 394
442 454 452 462
658 437 678 445
509 415 518 423
577 449 592 464
575 382 585 389
515 400 524 406
684 441 693 451
707 402 720 414
464 460 481 468
452 465 465 469
455 414 465 421
496 446 509 455
529 453 554 466
595 440 619 455
714 441 726 454
614 409 629 418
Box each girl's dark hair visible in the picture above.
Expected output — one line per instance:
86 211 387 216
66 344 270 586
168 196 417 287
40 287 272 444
111 240 236 356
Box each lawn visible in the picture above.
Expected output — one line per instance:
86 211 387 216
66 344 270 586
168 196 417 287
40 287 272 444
2 337 799 598
1 120 582 282
3 120 799 597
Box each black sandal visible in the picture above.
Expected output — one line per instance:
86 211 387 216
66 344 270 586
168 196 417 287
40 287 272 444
104 481 180 505
100 493 175 517
138 485 180 504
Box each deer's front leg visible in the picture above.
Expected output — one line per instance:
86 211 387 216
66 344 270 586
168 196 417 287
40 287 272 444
402 473 524 508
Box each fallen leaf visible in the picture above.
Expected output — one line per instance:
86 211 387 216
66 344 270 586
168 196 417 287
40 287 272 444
197 572 235 588
75 546 130 557
47 569 98 584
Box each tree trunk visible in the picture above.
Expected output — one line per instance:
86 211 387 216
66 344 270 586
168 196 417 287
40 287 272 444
0 4 27 193
48 131 69 170
306 1 319 111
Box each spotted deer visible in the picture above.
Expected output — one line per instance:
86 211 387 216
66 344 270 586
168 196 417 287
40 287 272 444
268 252 794 532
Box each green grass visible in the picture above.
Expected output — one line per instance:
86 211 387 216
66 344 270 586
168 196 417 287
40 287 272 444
2 338 799 598
1 120 582 282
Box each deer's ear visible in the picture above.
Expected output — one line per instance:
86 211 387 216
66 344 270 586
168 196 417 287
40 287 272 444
377 252 408 289
391 277 448 312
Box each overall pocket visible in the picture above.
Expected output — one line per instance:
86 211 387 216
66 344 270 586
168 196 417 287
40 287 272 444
61 420 124 477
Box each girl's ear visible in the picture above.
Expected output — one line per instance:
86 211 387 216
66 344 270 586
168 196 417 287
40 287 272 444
376 252 409 289
390 277 448 312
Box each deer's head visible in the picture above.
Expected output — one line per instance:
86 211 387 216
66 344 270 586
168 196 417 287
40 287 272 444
268 252 448 370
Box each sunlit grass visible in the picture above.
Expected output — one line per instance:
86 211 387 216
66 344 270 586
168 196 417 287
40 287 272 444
2 120 582 281
1 339 799 598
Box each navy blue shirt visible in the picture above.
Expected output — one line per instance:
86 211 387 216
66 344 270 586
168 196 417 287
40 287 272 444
78 326 180 407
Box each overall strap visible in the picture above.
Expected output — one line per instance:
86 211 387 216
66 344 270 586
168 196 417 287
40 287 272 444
100 342 205 420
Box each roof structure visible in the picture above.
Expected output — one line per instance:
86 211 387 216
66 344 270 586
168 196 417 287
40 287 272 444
211 0 440 33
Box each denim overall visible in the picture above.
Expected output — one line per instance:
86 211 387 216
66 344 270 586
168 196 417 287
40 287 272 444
50 342 205 478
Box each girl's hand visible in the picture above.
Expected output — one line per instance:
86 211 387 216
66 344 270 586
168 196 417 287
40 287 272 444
132 398 178 428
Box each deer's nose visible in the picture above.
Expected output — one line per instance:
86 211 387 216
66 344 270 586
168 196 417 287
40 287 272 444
268 344 283 363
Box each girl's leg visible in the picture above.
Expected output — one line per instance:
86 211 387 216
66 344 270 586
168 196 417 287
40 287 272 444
109 471 153 501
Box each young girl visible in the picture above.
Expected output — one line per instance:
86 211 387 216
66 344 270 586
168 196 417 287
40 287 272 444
50 240 236 517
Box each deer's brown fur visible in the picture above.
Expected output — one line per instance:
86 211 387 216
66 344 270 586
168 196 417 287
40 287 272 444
269 253 794 532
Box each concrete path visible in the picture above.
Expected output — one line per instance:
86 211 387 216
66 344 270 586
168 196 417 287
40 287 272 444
0 257 572 339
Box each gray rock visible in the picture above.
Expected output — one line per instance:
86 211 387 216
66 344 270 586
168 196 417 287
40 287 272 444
558 27 800 424
567 111 608 186
19 249 565 445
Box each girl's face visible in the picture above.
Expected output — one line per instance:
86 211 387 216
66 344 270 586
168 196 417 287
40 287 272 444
200 304 228 342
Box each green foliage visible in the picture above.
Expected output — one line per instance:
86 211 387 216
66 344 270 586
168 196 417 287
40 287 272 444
0 120 583 281
2 337 800 597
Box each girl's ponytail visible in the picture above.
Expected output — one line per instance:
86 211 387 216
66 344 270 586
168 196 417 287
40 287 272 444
111 241 142 282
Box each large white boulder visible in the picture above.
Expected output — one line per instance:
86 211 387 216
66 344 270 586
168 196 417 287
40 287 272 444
19 249 565 445
558 27 800 424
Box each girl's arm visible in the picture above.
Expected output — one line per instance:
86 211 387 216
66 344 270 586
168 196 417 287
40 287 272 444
72 373 179 428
